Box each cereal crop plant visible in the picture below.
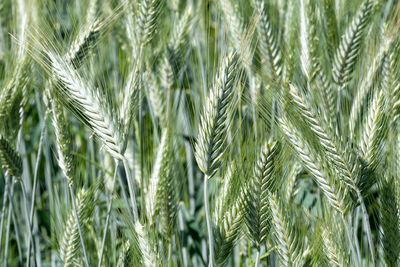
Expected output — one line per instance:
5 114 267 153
0 0 399 266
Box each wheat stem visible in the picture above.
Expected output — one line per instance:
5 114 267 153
122 157 139 222
26 113 46 267
255 250 260 267
204 174 215 267
4 179 17 265
343 216 361 267
0 174 10 253
98 161 119 267
20 181 36 267
358 191 375 263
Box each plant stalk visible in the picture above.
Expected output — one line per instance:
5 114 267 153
343 216 360 267
21 181 36 267
26 120 46 267
122 157 139 222
255 250 260 267
204 174 214 267
0 174 10 253
98 161 119 267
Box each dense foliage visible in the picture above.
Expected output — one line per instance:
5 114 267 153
0 0 399 266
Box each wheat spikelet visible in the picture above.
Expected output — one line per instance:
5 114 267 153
360 90 387 172
332 0 374 87
321 226 348 266
60 188 92 267
195 52 238 178
0 135 22 177
220 0 253 71
65 19 101 69
144 71 165 126
167 5 192 62
245 140 278 248
50 94 73 185
147 129 170 223
386 43 400 122
136 0 161 47
299 0 319 82
117 240 131 267
155 162 177 237
159 56 174 124
0 59 29 122
289 84 359 192
321 0 339 57
214 194 244 266
349 36 391 135
48 52 124 160
120 67 141 149
279 115 347 214
285 161 302 203
135 221 159 267
316 68 336 124
253 0 282 81
392 83 400 122
269 194 303 267
380 178 400 266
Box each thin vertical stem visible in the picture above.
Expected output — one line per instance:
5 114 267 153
343 216 360 267
98 162 119 267
204 175 214 267
0 174 10 253
21 182 36 267
4 188 12 266
122 157 139 222
255 250 260 267
6 181 21 264
357 191 375 263
26 119 46 266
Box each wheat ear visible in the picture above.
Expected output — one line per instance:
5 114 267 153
135 221 159 266
65 19 101 68
289 84 359 192
0 135 22 177
50 94 73 185
136 0 162 48
245 140 278 248
48 52 124 161
147 129 170 224
360 90 387 172
332 0 374 87
195 52 238 266
278 115 347 215
321 226 348 266
253 0 282 81
194 52 238 178
380 178 400 266
269 194 303 267
349 36 392 135
214 182 245 266
60 188 93 267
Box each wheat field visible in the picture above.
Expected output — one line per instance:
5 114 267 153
0 0 399 266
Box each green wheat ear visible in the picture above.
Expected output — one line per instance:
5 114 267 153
379 177 400 266
253 0 283 81
213 167 245 266
195 52 238 179
269 193 304 267
245 139 278 248
332 0 375 88
0 135 22 177
60 187 95 267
